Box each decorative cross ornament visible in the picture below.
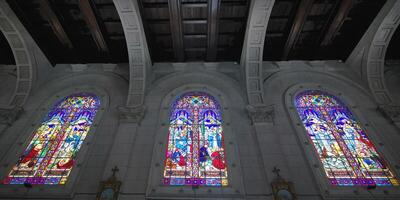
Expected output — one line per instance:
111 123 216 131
271 166 297 200
111 166 119 177
96 166 122 200
272 166 281 178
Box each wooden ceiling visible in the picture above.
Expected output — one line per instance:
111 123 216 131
0 0 396 65
264 0 387 61
139 0 250 62
7 0 127 64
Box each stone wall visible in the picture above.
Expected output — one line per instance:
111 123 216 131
0 61 399 200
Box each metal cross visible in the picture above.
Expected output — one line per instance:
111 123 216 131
112 166 119 177
272 166 281 177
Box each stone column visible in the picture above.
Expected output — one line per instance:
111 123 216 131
246 105 279 196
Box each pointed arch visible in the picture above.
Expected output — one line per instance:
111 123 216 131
3 93 100 185
163 92 228 186
295 90 398 186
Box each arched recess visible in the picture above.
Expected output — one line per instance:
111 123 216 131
0 2 34 107
261 69 400 196
284 84 400 199
147 85 244 198
366 0 400 105
0 86 109 197
241 0 275 106
139 71 249 199
112 0 151 107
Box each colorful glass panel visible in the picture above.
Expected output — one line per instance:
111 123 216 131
163 92 228 186
3 93 100 185
295 90 399 186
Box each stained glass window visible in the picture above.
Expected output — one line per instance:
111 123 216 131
3 93 100 185
163 92 228 186
295 90 399 186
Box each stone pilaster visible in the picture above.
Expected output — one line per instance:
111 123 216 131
101 105 147 197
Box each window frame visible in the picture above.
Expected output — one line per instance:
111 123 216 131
285 83 400 197
0 87 108 196
147 85 244 198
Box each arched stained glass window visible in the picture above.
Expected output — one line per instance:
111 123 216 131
295 90 399 186
163 92 228 186
3 93 100 185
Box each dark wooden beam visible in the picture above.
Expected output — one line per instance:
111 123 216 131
39 0 74 49
320 0 355 46
206 0 220 61
78 0 110 54
282 0 314 60
168 0 185 61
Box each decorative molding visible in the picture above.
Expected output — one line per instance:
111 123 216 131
117 105 146 124
378 105 400 126
0 106 23 125
366 0 400 105
246 104 274 124
241 0 275 106
112 0 150 107
0 2 33 107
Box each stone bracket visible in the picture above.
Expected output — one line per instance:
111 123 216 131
117 105 146 124
246 104 274 125
377 105 400 127
0 106 23 125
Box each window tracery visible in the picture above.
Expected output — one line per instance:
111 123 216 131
295 90 398 186
3 93 100 185
163 92 228 186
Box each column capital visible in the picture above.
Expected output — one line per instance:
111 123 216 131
117 105 146 124
0 106 23 125
378 105 400 127
246 104 274 125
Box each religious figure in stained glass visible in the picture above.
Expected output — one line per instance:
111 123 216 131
3 93 100 185
295 90 399 186
163 92 228 186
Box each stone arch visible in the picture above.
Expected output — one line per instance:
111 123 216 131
241 0 275 106
0 2 33 107
112 0 151 107
366 0 400 105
